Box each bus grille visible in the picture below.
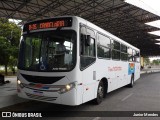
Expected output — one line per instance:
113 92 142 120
21 74 64 84
26 93 57 101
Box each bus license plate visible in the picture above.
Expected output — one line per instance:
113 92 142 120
33 90 43 96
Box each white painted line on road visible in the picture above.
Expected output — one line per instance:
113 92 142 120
92 117 101 120
121 93 133 101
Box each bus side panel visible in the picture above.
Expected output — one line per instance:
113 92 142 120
116 61 128 88
95 59 118 93
82 63 97 103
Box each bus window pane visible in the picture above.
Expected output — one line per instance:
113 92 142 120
80 26 96 70
80 57 96 69
112 40 120 50
84 38 95 57
98 34 110 48
136 51 140 57
18 30 76 71
112 50 120 60
24 35 41 69
135 51 140 62
80 37 96 69
98 46 111 58
121 44 127 53
121 53 128 61
128 54 133 61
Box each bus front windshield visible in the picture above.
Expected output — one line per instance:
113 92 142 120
18 30 76 71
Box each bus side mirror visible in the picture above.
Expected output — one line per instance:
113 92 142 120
80 34 91 55
80 34 85 55
85 35 91 46
81 34 85 41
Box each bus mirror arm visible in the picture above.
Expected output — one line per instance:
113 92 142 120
85 35 91 46
80 34 86 55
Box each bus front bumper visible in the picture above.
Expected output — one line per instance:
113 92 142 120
17 84 77 106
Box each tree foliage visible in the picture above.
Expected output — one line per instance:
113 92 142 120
152 59 160 65
0 18 21 75
143 57 150 65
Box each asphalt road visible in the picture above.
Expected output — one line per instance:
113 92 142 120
1 73 160 120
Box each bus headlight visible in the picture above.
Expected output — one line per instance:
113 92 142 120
17 80 21 85
59 82 76 94
17 79 24 88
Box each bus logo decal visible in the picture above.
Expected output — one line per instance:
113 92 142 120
108 66 122 72
128 63 135 75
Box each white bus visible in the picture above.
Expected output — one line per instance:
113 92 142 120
17 16 140 105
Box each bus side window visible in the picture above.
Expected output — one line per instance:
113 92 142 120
111 40 120 60
80 25 96 70
97 33 111 58
86 28 96 57
121 44 128 61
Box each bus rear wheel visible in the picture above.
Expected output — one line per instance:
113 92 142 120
93 81 104 105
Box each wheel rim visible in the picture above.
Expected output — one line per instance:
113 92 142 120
98 84 103 100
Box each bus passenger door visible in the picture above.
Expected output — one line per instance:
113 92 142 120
80 25 97 103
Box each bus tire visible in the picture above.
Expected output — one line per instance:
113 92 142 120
129 74 134 88
93 81 104 105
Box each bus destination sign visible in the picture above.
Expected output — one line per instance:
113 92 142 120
24 17 72 32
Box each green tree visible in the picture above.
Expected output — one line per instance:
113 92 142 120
152 59 160 65
144 57 150 65
0 18 21 75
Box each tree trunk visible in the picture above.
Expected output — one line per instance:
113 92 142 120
5 64 8 75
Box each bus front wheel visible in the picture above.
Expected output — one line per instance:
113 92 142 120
93 81 104 105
